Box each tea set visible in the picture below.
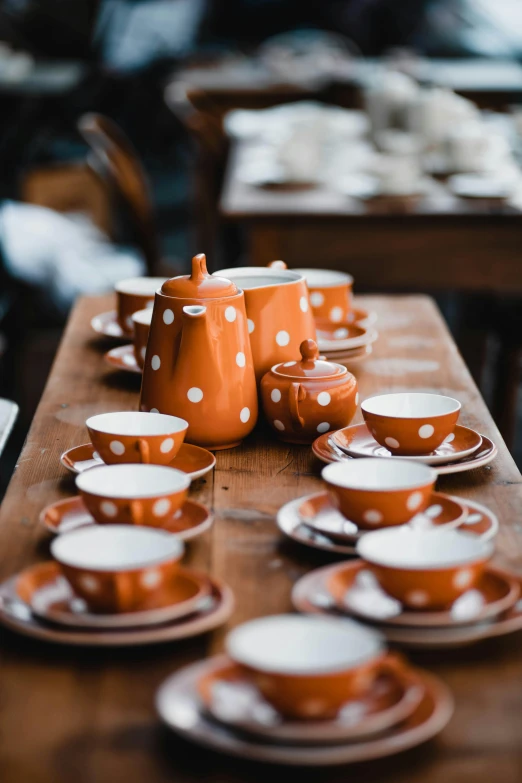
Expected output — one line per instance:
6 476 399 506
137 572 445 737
1 258 512 765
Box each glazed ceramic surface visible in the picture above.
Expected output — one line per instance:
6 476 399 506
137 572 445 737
104 344 141 374
86 411 188 466
213 261 317 381
115 277 166 335
361 393 461 456
140 255 258 449
261 339 358 444
357 528 493 609
327 560 520 628
293 268 353 324
132 307 152 368
51 525 184 613
226 614 384 719
91 311 126 339
316 323 377 352
197 654 423 744
322 459 437 529
76 464 190 526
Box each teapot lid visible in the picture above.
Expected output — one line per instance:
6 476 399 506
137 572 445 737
273 340 346 379
161 254 238 299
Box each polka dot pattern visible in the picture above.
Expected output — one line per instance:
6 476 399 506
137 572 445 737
355 392 359 405
187 387 203 403
150 408 159 414
418 424 435 439
406 590 429 607
271 388 281 403
317 422 330 434
406 491 424 511
100 501 118 518
274 420 285 431
426 504 443 519
334 328 349 339
317 391 331 407
240 407 251 423
453 569 473 589
363 509 383 524
79 575 99 594
151 355 161 371
247 319 255 333
160 438 174 453
444 433 455 443
225 306 237 322
330 307 343 322
153 498 171 517
110 440 125 456
141 569 162 588
140 346 146 361
236 351 246 368
310 292 324 307
276 330 290 347
385 437 400 449
163 309 174 325
300 296 309 313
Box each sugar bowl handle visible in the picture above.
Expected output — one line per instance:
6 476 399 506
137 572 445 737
129 500 144 525
289 382 305 429
137 439 150 463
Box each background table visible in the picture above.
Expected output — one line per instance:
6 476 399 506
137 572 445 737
0 293 521 782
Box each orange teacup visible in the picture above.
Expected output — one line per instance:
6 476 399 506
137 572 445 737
86 411 188 465
356 528 493 610
115 276 165 336
294 268 353 324
226 614 385 719
322 458 436 529
361 392 461 456
76 464 190 526
51 524 184 613
132 308 153 369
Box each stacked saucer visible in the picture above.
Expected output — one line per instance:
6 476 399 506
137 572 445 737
156 614 453 765
293 528 522 650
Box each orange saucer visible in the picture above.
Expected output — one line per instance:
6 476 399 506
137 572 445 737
104 344 141 374
22 562 211 629
60 442 216 480
197 655 423 744
90 310 127 339
327 560 520 627
40 495 213 540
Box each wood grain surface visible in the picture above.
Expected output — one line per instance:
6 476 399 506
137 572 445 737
0 293 521 782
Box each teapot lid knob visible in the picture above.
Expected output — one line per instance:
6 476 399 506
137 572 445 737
300 339 319 363
191 253 208 282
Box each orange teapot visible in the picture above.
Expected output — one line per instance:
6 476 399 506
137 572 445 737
140 254 258 450
213 261 317 381
260 339 358 444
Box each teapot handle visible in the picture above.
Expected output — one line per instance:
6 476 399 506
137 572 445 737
289 382 305 429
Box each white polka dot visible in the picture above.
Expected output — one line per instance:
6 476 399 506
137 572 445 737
79 575 99 594
153 498 171 517
125 316 134 330
274 420 285 431
240 407 251 423
276 330 290 346
141 569 162 588
100 501 118 518
248 319 255 333
334 328 349 339
150 408 159 414
160 438 174 453
317 422 330 433
426 504 443 519
407 491 424 511
123 353 134 366
418 424 435 439
225 306 237 322
454 569 474 589
300 699 328 717
236 351 246 367
465 513 482 524
163 309 174 325
355 392 359 405
284 361 296 367
110 440 125 456
317 392 331 407
187 387 203 403
330 307 343 322
406 590 429 607
140 346 146 360
92 451 101 461
271 388 281 403
384 437 400 449
310 292 324 307
151 355 161 371
444 433 455 443
363 509 383 524
300 296 309 313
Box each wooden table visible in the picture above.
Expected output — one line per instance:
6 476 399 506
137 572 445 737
220 141 522 294
1 293 522 781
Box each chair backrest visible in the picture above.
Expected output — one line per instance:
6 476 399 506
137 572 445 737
78 113 159 274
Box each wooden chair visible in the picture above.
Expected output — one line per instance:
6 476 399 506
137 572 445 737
78 113 176 277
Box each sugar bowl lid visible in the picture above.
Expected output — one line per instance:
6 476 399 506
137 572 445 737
273 340 346 379
161 254 238 299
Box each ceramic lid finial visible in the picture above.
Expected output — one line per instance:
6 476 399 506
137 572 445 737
300 339 319 364
191 254 208 282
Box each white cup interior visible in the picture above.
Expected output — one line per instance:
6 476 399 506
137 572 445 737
294 268 353 287
357 528 493 570
322 458 435 491
362 393 460 419
132 308 153 326
226 615 383 674
115 277 166 296
214 267 301 290
86 411 188 436
76 464 190 499
51 524 183 571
